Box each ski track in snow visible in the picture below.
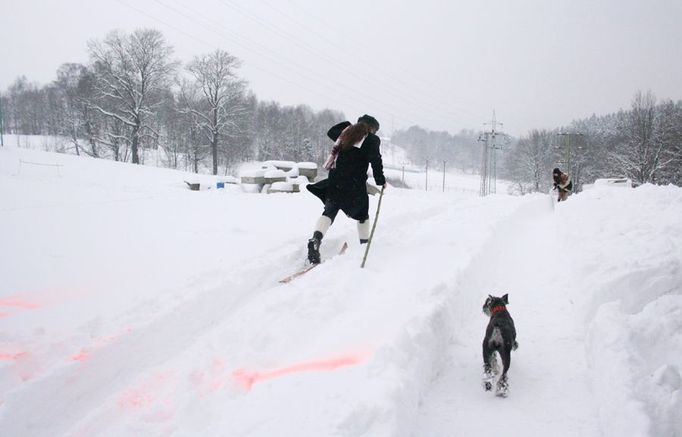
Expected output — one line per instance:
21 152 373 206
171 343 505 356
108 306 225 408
3 145 681 436
0 236 305 436
3 190 524 436
0 170 499 436
2 188 604 437
414 197 602 436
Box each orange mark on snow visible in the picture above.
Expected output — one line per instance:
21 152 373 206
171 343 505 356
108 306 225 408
70 350 90 362
117 371 174 412
69 327 132 362
0 297 41 309
118 388 155 409
0 351 29 361
232 352 371 391
0 349 36 381
192 358 230 398
0 296 41 317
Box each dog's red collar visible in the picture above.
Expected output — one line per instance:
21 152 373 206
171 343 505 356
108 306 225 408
491 305 507 315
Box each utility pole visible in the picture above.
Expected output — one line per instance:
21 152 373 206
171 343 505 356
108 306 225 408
478 110 507 196
556 131 584 189
425 160 429 191
442 160 446 192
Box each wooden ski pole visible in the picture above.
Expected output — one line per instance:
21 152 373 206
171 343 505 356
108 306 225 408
361 185 385 268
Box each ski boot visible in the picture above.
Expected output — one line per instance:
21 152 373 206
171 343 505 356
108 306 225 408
307 231 323 264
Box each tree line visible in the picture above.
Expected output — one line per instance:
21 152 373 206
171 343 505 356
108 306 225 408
503 91 682 193
0 28 344 175
3 29 680 189
389 126 481 174
388 90 682 191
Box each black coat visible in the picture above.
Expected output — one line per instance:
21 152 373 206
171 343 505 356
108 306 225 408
307 121 386 221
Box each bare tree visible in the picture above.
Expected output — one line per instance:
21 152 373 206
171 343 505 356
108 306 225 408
612 90 669 184
77 69 103 158
185 50 247 174
505 129 555 192
55 63 93 156
88 29 177 164
654 100 682 184
177 79 211 173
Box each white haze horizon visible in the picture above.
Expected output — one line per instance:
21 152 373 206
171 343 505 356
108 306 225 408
1 0 681 136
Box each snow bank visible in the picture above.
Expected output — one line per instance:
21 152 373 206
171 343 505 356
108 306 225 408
268 181 294 193
561 184 682 437
2 141 681 436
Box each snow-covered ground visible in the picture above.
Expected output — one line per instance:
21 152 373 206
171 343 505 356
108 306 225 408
1 142 681 436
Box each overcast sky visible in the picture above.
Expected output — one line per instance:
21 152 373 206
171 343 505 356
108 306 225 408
1 0 680 136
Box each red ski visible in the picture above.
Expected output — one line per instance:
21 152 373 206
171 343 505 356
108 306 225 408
279 242 348 284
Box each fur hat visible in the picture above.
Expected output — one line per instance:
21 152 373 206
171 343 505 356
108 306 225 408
357 114 380 131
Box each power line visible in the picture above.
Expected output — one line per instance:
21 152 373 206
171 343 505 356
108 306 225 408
115 0 417 128
478 110 508 196
115 0 480 135
260 0 482 125
146 0 429 128
215 0 481 128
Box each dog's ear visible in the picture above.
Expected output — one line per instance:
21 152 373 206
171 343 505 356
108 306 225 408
502 294 509 304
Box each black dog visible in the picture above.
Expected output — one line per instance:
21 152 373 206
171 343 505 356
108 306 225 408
482 294 518 397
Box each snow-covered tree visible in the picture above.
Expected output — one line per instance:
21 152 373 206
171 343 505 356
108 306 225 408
654 100 682 184
504 129 555 193
391 126 480 174
53 63 104 157
88 29 177 164
611 91 668 185
177 79 210 173
184 50 247 175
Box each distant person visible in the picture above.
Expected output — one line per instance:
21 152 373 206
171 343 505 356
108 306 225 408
552 167 572 202
305 115 386 264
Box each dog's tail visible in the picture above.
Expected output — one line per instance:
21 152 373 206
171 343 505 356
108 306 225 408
488 326 504 348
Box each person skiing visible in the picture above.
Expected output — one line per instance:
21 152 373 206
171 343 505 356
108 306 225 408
552 167 572 202
305 114 386 264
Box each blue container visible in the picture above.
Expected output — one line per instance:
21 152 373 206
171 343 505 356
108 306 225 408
217 182 225 189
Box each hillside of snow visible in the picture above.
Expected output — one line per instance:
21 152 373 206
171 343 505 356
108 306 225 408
379 138 494 195
1 143 681 436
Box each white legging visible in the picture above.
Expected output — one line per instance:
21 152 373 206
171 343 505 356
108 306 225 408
314 216 370 241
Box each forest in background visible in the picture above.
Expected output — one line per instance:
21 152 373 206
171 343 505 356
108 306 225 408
0 28 344 176
390 91 682 192
502 91 682 193
1 29 680 189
